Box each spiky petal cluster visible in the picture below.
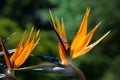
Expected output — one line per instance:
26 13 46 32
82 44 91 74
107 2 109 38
50 8 110 64
0 27 40 68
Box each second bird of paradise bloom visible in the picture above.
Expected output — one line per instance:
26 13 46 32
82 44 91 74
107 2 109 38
0 27 40 79
50 8 110 65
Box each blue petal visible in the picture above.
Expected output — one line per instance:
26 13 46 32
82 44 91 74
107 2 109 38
33 55 62 65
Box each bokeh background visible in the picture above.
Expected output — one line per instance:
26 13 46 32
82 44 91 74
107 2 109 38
0 0 120 80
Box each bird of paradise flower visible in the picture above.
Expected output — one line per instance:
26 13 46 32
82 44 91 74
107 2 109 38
0 27 40 79
49 8 110 80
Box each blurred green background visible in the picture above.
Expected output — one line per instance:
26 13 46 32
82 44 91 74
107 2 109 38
0 0 120 80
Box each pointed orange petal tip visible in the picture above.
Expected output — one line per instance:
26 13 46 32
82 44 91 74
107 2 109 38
71 22 102 59
93 21 102 30
13 28 40 67
81 31 110 55
71 8 91 51
86 8 90 16
87 7 90 11
10 31 26 62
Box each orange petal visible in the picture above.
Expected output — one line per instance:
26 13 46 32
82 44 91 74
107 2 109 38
56 18 69 64
61 18 67 40
24 27 34 47
56 18 68 49
0 37 11 69
13 30 40 67
72 22 101 59
31 31 40 50
30 30 40 51
82 31 110 54
50 10 68 63
10 31 26 62
71 8 90 54
50 10 68 48
56 19 61 34
58 41 67 64
14 43 33 67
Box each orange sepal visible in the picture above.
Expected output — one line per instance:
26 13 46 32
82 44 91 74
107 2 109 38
13 29 40 67
71 8 90 53
58 41 67 64
10 31 26 62
56 18 68 49
72 22 101 59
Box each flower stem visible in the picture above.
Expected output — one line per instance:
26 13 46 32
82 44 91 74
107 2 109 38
68 62 86 80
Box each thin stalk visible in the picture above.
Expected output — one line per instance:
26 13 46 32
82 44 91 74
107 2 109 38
13 64 58 71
